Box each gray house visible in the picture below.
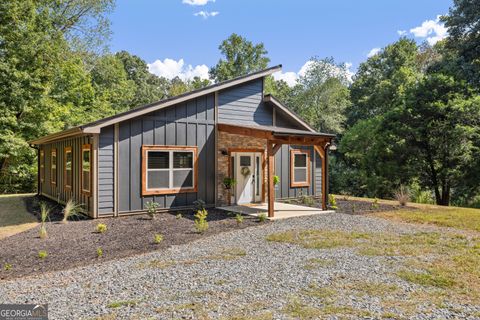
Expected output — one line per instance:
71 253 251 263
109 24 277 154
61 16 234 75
29 65 335 218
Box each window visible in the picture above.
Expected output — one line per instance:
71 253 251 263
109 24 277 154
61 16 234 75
142 145 197 195
64 146 72 189
290 149 310 187
51 149 57 185
81 144 92 195
39 149 45 183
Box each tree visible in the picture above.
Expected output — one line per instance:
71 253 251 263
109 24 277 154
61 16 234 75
395 73 480 205
291 57 351 134
442 0 480 85
347 39 420 126
115 51 170 108
209 33 270 82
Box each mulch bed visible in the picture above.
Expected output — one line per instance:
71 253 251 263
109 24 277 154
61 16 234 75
0 196 263 281
282 196 415 215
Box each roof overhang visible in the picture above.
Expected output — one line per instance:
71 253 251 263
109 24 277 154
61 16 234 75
29 65 283 144
264 94 316 132
28 127 85 145
217 123 335 147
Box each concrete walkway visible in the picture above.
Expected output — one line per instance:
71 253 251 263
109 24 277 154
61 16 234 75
218 202 334 220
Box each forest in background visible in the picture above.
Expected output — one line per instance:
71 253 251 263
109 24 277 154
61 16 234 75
1 0 479 207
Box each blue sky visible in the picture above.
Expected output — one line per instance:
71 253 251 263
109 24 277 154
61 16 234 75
109 0 452 84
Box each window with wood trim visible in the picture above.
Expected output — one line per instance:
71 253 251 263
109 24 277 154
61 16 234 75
81 144 92 195
51 149 57 185
39 149 45 183
64 146 72 189
290 149 310 187
142 145 197 195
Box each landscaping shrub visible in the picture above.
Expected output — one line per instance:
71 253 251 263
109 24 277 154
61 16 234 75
194 209 209 233
258 213 267 222
38 250 48 259
62 199 82 223
3 263 12 271
96 247 103 258
96 223 107 233
145 201 160 220
394 185 410 206
235 214 244 224
39 202 50 239
176 213 182 219
371 198 379 210
154 233 163 244
328 194 337 210
273 175 280 186
193 199 206 212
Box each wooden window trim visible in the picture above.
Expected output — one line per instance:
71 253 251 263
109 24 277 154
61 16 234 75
51 148 57 185
64 146 72 190
290 149 311 188
141 145 198 196
81 143 92 196
39 149 45 183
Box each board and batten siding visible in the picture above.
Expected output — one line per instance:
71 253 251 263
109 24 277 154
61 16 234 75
39 135 93 215
218 79 272 126
98 94 216 214
274 145 315 199
98 125 114 215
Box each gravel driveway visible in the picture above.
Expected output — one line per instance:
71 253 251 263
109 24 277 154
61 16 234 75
1 212 479 319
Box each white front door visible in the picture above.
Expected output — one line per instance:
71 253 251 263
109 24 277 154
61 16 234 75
234 152 262 204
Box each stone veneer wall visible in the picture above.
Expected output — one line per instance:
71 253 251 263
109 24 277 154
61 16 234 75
217 131 268 206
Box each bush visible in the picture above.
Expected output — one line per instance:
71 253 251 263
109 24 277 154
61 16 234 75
328 194 337 210
39 225 47 239
96 247 103 258
154 234 163 244
38 250 48 259
4 263 12 271
258 213 267 222
394 185 410 206
194 209 209 233
223 177 237 190
62 199 82 223
96 223 107 233
371 198 379 210
273 175 280 186
235 214 244 224
193 199 206 212
145 201 160 220
176 213 182 219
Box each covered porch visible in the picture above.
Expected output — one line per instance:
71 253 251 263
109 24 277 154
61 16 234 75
218 202 334 220
217 123 335 218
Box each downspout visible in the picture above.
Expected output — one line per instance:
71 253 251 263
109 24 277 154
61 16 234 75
29 143 40 196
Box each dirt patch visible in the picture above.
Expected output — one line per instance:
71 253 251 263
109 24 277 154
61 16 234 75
281 196 415 215
0 196 263 281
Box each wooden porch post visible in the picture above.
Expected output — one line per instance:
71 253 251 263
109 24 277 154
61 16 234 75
267 141 275 218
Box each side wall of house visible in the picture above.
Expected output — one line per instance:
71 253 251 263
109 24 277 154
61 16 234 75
274 145 315 199
98 93 216 215
98 126 115 215
39 135 93 215
218 79 273 126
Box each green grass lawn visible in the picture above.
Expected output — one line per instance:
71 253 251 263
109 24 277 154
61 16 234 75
0 193 38 239
334 194 480 233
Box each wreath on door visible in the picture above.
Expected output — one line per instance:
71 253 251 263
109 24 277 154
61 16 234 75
241 166 251 177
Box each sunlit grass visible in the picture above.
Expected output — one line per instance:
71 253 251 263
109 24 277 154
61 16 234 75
0 193 38 239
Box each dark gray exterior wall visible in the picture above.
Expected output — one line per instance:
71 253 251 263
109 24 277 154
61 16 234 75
98 93 216 214
39 135 93 214
275 110 304 130
98 125 114 215
218 79 273 126
274 145 315 199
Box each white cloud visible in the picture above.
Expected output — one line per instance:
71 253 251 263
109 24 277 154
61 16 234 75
273 60 354 87
409 15 448 45
147 58 209 81
194 10 219 19
367 47 381 58
397 30 407 36
182 0 215 6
